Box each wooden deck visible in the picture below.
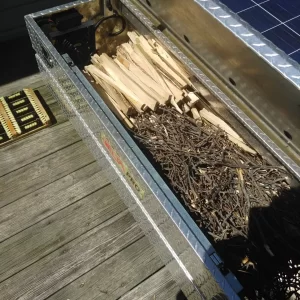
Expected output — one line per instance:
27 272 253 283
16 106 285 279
0 74 182 300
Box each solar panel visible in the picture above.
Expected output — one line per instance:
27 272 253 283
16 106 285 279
218 0 300 63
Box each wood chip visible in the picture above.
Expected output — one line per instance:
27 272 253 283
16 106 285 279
116 52 170 100
199 108 256 154
148 39 193 87
128 33 187 88
85 65 144 112
114 56 169 104
97 53 158 111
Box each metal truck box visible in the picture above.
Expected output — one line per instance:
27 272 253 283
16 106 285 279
25 1 300 299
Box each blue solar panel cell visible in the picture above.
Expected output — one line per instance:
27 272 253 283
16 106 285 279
263 25 300 54
261 1 300 22
219 0 253 13
286 17 300 35
254 0 268 3
239 6 280 32
290 50 300 63
217 0 300 64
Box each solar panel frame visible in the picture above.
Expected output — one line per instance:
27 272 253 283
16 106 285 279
192 0 300 89
218 0 300 63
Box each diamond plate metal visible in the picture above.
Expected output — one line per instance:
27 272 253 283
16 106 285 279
35 52 229 299
25 1 248 298
121 0 300 181
194 0 300 88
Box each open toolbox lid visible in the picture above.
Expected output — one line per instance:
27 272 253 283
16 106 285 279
122 0 300 180
25 0 300 299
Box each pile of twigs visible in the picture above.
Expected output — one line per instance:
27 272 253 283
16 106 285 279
86 28 300 298
134 106 289 240
133 106 300 299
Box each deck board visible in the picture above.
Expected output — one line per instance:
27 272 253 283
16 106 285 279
47 236 164 300
119 267 181 300
0 141 96 207
0 211 142 300
0 184 125 283
0 74 44 96
0 122 79 176
0 85 69 177
0 74 180 300
0 162 108 242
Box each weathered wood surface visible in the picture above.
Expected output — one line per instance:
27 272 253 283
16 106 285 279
0 141 96 207
0 74 181 300
0 162 109 242
0 184 125 283
0 121 78 177
0 74 43 96
1 79 56 112
0 211 142 300
0 84 69 176
47 236 164 300
119 267 181 300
